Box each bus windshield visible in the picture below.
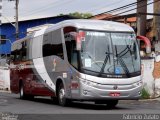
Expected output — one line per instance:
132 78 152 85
80 30 140 78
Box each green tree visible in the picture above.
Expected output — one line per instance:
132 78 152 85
69 12 92 19
57 13 64 16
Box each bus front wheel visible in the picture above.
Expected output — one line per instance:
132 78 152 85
57 83 71 106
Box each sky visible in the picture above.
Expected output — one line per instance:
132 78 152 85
1 0 153 23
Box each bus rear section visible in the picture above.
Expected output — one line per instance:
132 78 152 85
10 20 142 108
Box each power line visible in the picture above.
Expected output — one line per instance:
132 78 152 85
91 0 151 18
19 0 60 15
25 0 139 18
104 0 160 20
21 0 136 19
19 0 73 17
22 0 124 17
87 0 127 13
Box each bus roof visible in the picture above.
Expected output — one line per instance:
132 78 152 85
47 19 134 33
12 19 135 46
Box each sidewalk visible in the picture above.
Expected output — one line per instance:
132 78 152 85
155 97 160 101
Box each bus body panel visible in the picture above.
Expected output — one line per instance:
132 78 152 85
70 73 142 100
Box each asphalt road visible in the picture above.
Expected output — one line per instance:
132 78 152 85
0 92 160 120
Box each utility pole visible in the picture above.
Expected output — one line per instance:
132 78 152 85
7 0 19 40
153 0 160 42
0 0 2 61
15 0 19 40
137 0 147 36
0 0 2 25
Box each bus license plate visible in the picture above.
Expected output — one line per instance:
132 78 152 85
109 92 120 97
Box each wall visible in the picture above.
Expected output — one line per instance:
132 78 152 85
0 67 10 90
142 56 160 98
142 59 155 97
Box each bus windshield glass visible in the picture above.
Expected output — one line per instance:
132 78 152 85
80 30 140 78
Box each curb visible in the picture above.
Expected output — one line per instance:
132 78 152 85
0 90 11 93
120 98 160 103
139 97 160 102
139 99 157 102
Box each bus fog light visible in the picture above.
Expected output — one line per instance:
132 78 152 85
133 81 142 87
80 78 98 87
83 90 88 95
81 79 86 84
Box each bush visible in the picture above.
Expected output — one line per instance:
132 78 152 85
141 88 150 99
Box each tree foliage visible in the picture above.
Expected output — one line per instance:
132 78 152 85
69 12 92 19
57 12 92 19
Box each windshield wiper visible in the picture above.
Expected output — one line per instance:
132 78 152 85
115 45 130 78
116 56 130 77
98 52 111 77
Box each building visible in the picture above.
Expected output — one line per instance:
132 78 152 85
0 15 75 55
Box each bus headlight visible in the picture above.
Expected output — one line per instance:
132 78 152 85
132 80 143 87
80 78 98 87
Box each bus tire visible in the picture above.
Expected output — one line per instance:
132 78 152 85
19 82 26 99
19 82 34 100
57 83 70 106
106 100 118 109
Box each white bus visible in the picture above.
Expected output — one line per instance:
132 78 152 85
10 19 142 108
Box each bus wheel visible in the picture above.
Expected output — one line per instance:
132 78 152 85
19 83 26 99
20 83 34 100
106 100 118 109
57 83 70 106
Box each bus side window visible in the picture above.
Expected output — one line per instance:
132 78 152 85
43 34 51 57
71 40 78 69
64 32 78 69
63 26 79 69
21 41 27 61
64 34 71 62
43 29 64 59
52 30 64 59
11 51 16 62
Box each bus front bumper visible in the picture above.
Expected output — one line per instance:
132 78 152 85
71 80 142 100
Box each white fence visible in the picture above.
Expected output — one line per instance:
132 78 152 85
0 67 10 90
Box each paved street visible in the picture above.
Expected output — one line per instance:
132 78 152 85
0 92 160 114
